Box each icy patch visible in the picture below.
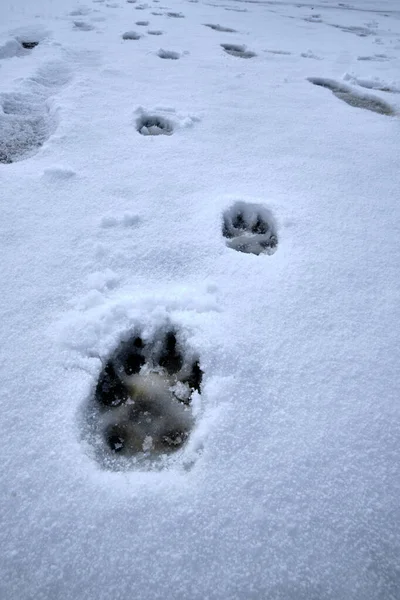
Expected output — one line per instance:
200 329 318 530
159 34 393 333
148 30 163 35
167 12 185 18
157 48 180 60
122 30 142 40
222 201 278 256
135 20 149 26
308 77 395 116
204 24 236 33
221 44 256 59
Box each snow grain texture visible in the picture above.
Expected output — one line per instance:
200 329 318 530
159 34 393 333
1 0 400 599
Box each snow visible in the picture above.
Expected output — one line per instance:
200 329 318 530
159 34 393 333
0 0 400 598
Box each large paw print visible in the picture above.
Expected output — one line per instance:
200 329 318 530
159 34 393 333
222 201 277 255
89 328 202 467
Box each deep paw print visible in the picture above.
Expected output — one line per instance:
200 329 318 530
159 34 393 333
136 113 174 135
221 43 256 59
89 328 202 467
222 201 277 255
122 30 142 40
157 48 180 59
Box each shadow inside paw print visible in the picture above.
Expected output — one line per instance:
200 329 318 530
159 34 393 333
222 201 277 255
157 48 180 59
204 23 236 32
308 77 395 115
136 113 174 135
87 329 203 468
221 43 256 58
21 41 39 49
122 30 142 39
73 21 95 31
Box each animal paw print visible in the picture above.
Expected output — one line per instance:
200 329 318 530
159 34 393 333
89 328 202 467
222 201 277 255
221 43 256 59
136 113 174 135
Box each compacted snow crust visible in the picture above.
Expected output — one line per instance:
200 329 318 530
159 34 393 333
1 0 400 598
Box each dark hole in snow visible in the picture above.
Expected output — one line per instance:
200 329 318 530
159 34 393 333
21 41 39 49
185 360 202 394
95 360 129 407
159 332 183 374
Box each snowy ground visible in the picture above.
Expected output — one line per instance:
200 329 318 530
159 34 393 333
1 0 400 598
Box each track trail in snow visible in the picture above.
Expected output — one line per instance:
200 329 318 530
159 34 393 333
1 0 400 598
